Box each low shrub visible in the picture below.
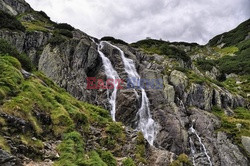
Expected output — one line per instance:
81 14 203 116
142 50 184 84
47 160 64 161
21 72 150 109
0 39 32 71
122 158 136 166
38 11 50 20
0 11 25 32
196 59 216 71
55 23 74 31
101 36 128 45
97 150 117 166
48 34 66 46
56 29 73 38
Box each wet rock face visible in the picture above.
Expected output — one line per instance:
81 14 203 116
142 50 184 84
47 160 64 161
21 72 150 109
38 38 103 104
116 89 139 127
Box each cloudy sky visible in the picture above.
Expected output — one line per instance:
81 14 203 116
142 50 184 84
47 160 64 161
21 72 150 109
26 0 250 44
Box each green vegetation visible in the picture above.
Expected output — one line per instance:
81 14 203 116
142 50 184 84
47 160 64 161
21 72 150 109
0 56 23 103
135 132 147 164
160 44 191 62
222 76 250 98
22 21 50 32
97 150 117 166
83 151 108 166
196 59 216 71
212 106 250 152
38 11 50 20
196 41 250 76
48 34 67 46
170 154 192 166
214 46 239 55
0 11 25 31
209 19 250 47
55 132 85 166
0 55 130 165
56 29 73 38
18 11 54 32
101 36 128 45
131 39 191 62
55 23 74 31
175 68 224 87
122 158 136 166
0 136 10 152
0 39 33 71
101 122 126 150
56 136 117 166
216 49 250 75
48 22 76 46
20 135 44 149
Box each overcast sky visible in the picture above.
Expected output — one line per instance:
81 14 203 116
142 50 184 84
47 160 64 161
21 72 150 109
26 0 250 44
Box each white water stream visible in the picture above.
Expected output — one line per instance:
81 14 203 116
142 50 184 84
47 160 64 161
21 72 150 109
103 41 157 146
95 41 120 121
189 124 212 166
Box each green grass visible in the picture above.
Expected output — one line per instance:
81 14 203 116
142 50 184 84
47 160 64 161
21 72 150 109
131 39 191 62
0 42 143 164
170 154 192 166
212 106 250 153
135 132 147 164
22 21 50 32
195 46 250 76
55 132 85 166
83 151 108 166
17 11 54 32
0 56 23 103
97 149 117 166
122 158 136 166
100 122 126 151
222 76 250 98
214 46 239 55
20 135 44 149
0 136 10 152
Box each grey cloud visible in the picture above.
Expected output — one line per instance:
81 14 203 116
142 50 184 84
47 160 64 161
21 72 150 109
26 0 250 44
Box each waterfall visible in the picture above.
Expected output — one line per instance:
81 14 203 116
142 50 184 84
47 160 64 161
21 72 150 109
95 41 120 121
189 124 212 166
189 137 196 166
102 41 157 146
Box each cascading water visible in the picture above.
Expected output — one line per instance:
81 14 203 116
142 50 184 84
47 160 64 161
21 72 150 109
94 41 120 121
189 123 212 166
102 41 157 146
189 137 196 166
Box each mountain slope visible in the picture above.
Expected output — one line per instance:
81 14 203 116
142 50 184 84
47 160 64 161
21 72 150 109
208 19 250 47
0 0 250 166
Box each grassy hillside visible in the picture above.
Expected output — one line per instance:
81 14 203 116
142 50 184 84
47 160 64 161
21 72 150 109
208 19 250 47
0 46 140 165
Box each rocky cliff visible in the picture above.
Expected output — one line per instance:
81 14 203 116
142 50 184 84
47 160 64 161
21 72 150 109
0 0 250 166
